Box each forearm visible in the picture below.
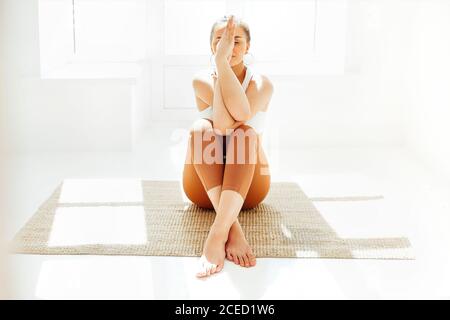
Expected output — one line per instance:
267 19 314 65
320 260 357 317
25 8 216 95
212 76 245 135
215 58 251 121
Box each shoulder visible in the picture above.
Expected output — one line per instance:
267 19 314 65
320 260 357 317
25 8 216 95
248 73 274 95
192 69 214 90
192 69 214 111
247 73 274 112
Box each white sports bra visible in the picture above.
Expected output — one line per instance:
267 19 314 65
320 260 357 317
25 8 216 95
198 66 267 134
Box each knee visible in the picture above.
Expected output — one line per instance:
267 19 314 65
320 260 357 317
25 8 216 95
241 189 269 210
189 118 213 135
229 124 258 152
189 119 216 145
241 199 260 210
232 124 258 137
234 123 255 132
182 175 214 210
186 194 214 210
231 124 257 140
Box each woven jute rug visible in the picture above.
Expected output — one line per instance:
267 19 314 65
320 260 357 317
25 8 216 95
10 180 414 259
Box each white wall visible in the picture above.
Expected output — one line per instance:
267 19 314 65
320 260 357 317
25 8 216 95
159 0 418 148
403 0 450 180
4 78 134 152
0 0 11 298
0 0 136 153
2 0 449 165
265 0 413 148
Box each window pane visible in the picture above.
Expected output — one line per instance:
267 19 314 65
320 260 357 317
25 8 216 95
164 0 226 55
242 0 316 61
39 0 74 74
74 0 146 61
315 0 347 64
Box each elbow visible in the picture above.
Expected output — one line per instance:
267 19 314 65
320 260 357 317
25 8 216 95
212 121 227 136
234 110 252 122
229 103 251 122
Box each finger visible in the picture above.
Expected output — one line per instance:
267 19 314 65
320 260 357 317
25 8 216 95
228 24 234 40
230 22 235 38
227 17 233 31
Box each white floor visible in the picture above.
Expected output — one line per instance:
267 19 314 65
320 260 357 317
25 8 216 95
4 126 450 299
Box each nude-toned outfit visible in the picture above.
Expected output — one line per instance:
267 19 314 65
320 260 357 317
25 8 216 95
182 66 270 210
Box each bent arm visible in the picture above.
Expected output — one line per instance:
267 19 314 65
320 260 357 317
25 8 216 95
212 75 245 135
215 59 251 122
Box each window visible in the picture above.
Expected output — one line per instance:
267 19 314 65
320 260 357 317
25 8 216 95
39 0 347 75
164 0 226 55
158 0 348 112
38 0 348 116
243 1 316 60
242 0 348 75
38 0 75 75
72 0 147 62
160 0 348 76
39 0 147 76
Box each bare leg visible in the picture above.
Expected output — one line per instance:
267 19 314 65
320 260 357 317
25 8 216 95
225 220 256 267
188 118 224 210
196 190 242 277
196 125 258 277
206 189 255 268
206 186 222 213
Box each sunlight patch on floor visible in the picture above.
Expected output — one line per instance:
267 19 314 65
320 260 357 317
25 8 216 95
59 179 144 203
48 206 147 247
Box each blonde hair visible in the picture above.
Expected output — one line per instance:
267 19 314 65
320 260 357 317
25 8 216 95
209 15 251 45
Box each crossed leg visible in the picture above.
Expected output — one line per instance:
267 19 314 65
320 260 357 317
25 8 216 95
182 119 269 277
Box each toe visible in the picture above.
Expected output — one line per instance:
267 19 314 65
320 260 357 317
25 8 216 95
226 251 233 261
238 255 245 267
206 264 213 276
233 254 240 265
210 264 217 275
248 253 257 266
242 254 250 267
196 266 208 278
196 259 208 278
196 268 207 278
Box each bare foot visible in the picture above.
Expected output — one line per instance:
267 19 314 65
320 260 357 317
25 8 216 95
225 222 256 268
196 229 228 278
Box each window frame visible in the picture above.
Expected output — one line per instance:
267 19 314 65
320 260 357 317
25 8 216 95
37 0 348 121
